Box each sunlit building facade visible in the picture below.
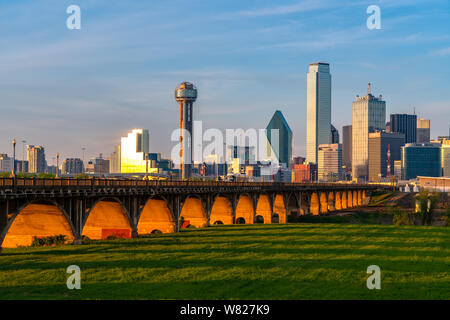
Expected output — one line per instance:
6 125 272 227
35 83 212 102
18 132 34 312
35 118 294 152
416 118 430 143
352 84 386 181
306 62 331 164
27 145 47 174
317 143 342 182
120 129 149 173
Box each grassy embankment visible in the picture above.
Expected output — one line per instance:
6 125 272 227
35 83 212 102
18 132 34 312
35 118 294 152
0 223 448 300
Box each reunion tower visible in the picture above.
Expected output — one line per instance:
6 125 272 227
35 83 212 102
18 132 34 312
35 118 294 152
175 82 197 179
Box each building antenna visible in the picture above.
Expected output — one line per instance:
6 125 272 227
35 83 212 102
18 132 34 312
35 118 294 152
367 82 371 95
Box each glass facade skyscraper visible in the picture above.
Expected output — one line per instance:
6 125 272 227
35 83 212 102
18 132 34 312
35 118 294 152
352 84 386 181
401 143 441 180
306 62 331 164
266 110 293 167
390 113 417 143
342 125 352 170
120 129 149 173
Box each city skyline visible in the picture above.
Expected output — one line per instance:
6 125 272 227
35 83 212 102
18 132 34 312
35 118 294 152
1 0 450 161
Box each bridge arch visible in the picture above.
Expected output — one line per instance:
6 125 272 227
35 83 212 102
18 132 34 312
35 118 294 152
137 196 175 234
341 191 348 209
255 194 271 224
335 192 342 210
82 198 133 240
353 190 358 207
357 190 363 206
0 200 75 248
310 192 320 215
273 194 286 223
180 195 207 228
320 192 328 214
328 192 335 212
235 194 254 224
210 195 233 225
255 215 264 224
347 191 353 208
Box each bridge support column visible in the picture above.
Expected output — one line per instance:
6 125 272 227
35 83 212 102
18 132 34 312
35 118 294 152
170 195 182 232
73 199 83 245
131 197 139 238
230 194 238 224
203 194 214 227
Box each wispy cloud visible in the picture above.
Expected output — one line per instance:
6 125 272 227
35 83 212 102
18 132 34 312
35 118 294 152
235 0 334 17
428 47 450 57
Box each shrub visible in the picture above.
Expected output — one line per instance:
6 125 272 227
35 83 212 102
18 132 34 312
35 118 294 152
392 209 411 226
81 235 92 244
31 235 67 247
106 235 117 240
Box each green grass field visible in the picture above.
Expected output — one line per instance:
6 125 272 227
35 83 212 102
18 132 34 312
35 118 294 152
0 224 448 300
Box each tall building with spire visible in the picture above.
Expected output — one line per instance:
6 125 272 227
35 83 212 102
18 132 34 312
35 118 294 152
306 62 331 164
352 83 386 181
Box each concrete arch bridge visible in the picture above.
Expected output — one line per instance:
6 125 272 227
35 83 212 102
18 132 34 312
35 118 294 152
0 178 386 249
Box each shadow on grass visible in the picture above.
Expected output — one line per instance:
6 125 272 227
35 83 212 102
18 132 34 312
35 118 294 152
1 278 447 300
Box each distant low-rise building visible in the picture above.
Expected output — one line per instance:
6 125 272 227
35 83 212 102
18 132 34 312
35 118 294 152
62 158 84 175
418 176 450 192
87 154 110 175
292 163 317 182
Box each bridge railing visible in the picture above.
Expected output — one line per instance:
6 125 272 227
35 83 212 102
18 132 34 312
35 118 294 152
0 177 381 190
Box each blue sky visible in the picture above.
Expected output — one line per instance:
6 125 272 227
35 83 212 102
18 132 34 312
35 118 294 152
0 0 449 163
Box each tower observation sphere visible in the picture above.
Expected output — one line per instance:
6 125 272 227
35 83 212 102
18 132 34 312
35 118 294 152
175 82 197 179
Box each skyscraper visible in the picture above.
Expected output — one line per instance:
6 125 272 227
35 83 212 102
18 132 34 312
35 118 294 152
109 145 121 173
120 129 149 173
27 145 47 174
401 143 441 180
266 110 293 167
317 143 342 182
175 82 197 179
342 125 352 170
390 113 417 143
330 124 339 144
61 158 84 175
368 131 405 182
416 118 431 143
306 62 331 164
352 83 386 181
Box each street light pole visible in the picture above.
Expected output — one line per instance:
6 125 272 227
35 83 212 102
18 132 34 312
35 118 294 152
11 139 16 178
56 153 60 178
22 140 26 173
